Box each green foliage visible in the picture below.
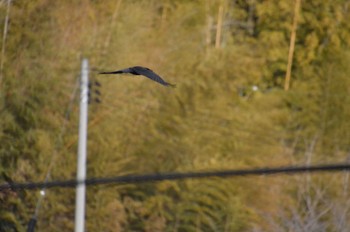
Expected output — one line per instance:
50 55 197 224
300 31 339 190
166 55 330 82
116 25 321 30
1 0 350 231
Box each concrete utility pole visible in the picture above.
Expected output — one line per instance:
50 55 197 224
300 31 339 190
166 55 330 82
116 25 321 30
75 59 89 232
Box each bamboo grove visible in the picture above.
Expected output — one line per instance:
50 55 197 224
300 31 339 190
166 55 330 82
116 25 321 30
1 0 350 231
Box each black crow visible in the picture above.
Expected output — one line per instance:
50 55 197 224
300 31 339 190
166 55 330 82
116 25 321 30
99 66 175 87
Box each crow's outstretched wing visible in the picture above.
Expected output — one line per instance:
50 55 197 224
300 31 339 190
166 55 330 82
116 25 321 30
98 66 176 87
135 68 175 87
99 68 132 74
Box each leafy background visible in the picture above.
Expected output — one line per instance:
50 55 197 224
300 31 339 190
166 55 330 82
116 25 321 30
1 0 350 231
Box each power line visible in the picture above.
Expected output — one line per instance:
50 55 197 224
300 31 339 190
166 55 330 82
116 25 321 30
25 75 80 232
2 163 350 191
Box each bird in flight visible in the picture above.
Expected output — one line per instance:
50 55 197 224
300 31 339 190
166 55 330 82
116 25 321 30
99 66 175 87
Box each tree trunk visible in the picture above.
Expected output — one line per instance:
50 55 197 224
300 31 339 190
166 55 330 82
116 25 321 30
284 0 302 91
215 3 224 49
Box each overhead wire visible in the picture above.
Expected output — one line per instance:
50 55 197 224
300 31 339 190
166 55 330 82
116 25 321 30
27 75 80 229
2 163 350 191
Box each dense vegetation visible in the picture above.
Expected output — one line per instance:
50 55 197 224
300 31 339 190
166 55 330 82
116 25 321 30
1 0 350 231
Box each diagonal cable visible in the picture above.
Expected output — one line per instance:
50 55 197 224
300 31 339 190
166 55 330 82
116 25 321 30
28 76 80 226
2 163 350 191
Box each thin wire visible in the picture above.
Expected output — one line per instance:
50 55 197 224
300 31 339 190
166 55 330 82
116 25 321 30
2 163 350 191
31 75 80 219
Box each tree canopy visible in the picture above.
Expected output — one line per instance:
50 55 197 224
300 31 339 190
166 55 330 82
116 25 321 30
1 0 350 231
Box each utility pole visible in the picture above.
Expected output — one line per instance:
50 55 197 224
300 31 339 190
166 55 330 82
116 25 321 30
75 59 89 232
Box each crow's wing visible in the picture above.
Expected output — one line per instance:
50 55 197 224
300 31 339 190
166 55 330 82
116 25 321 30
136 68 175 87
99 68 132 74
